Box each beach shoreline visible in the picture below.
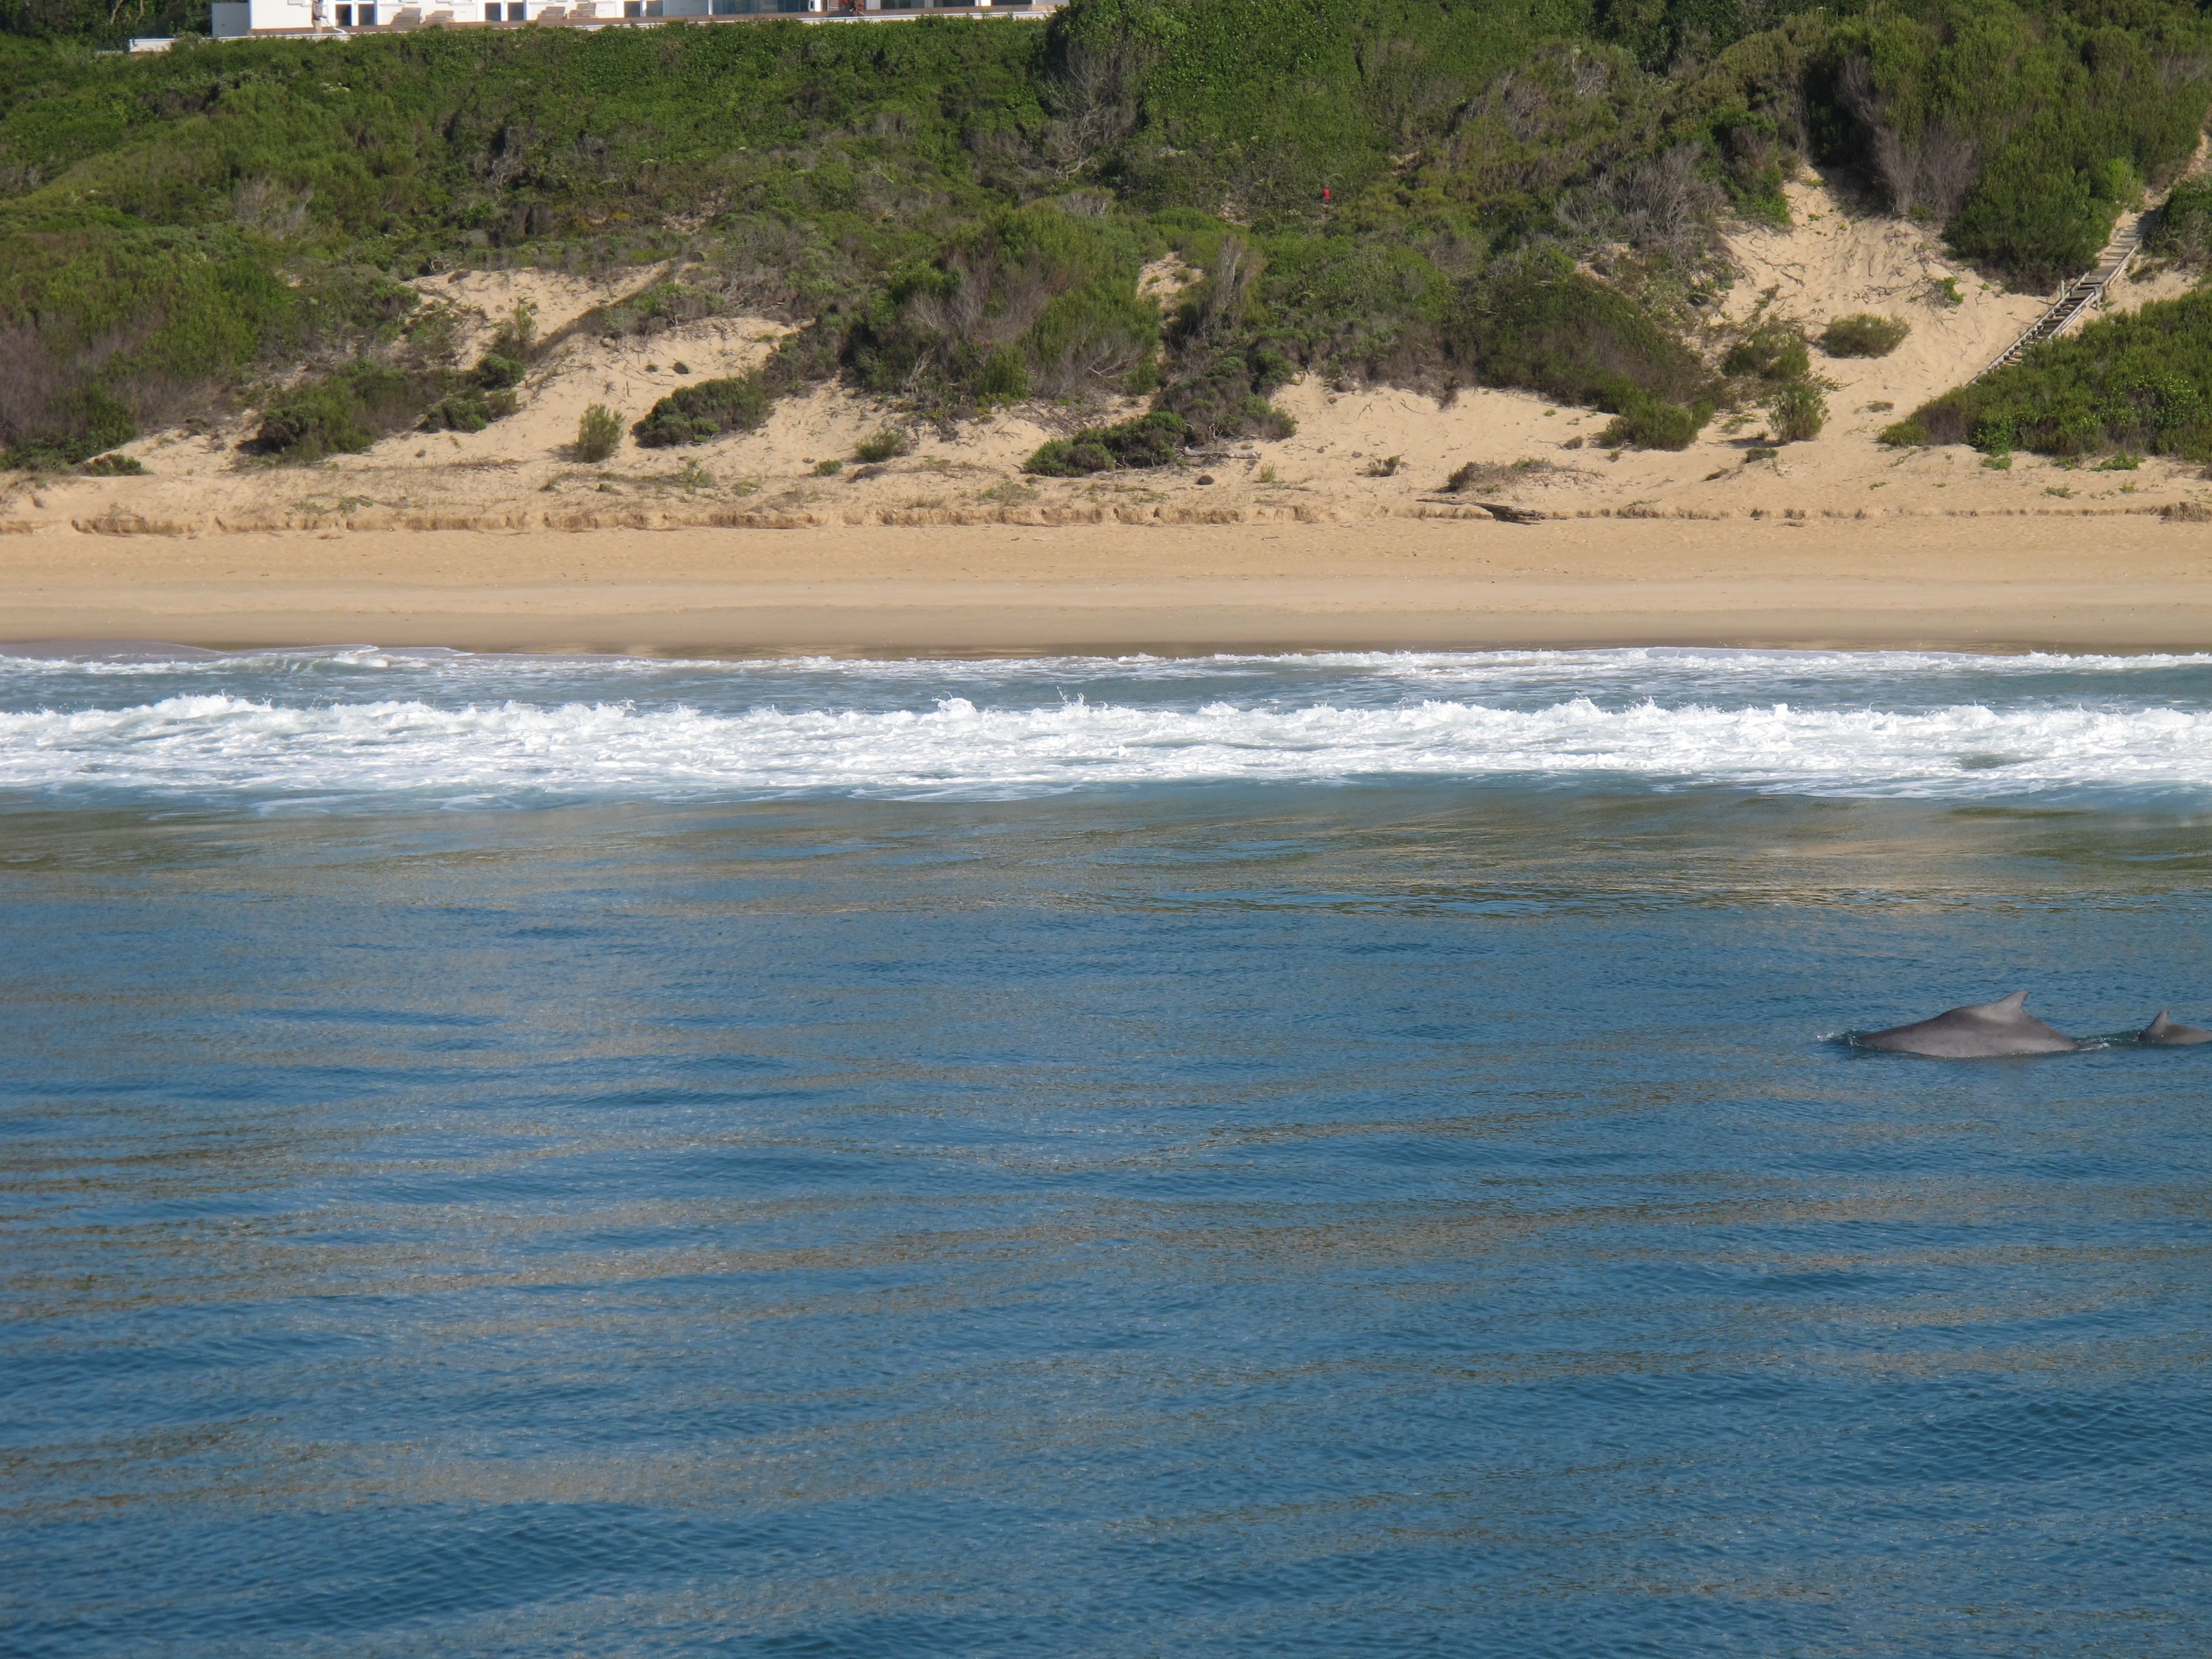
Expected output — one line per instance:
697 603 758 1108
4 517 2209 656
0 520 2203 654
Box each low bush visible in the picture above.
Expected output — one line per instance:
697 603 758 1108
1157 344 1298 443
576 403 622 463
589 283 726 341
855 428 913 463
1443 458 1552 492
841 207 1158 415
1451 255 1708 414
419 351 527 433
420 386 518 434
2146 179 2212 266
1 386 137 470
79 452 144 475
1601 393 1709 451
1025 411 1192 476
252 363 431 462
1885 288 2212 460
253 343 537 459
1769 380 1828 443
1942 146 2113 290
632 374 771 448
1724 323 1811 383
1820 315 1910 358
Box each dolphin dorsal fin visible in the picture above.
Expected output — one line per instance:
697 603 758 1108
1977 991 2029 1016
2147 1010 2172 1034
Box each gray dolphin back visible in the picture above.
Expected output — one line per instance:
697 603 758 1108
2140 1010 2212 1045
1857 991 2079 1058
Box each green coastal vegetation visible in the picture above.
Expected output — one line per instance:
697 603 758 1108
4 0 2212 471
1884 289 2212 459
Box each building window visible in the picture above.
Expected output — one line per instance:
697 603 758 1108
335 2 351 20
623 1 640 12
507 2 525 16
359 4 375 19
485 4 498 16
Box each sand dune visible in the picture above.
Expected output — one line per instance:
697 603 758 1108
7 172 2212 548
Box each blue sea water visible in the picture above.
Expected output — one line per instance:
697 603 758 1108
2 646 2209 1657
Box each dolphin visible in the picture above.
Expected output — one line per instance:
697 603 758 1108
2139 1010 2212 1045
1855 991 2078 1058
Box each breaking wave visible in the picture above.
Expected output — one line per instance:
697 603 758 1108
3 683 2210 806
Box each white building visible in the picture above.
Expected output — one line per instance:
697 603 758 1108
210 0 1054 35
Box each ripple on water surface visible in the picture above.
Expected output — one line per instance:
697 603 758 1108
1 651 2208 1655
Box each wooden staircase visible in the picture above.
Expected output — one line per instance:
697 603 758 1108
1972 209 2148 381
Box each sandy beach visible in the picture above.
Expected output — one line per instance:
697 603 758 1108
5 515 2208 655
7 174 2211 657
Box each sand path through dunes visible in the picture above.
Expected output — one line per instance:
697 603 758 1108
4 517 2209 654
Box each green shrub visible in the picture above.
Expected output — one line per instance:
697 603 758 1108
420 386 517 434
1768 381 1827 443
78 451 144 475
1724 323 1810 383
0 385 136 469
1025 411 1192 476
2147 179 2212 265
575 403 622 463
1944 149 2109 290
1820 315 1909 358
1451 254 1708 413
842 207 1156 413
474 353 525 392
855 428 913 463
415 349 531 434
1889 287 2212 461
813 458 843 475
590 284 726 341
1444 457 1551 492
1825 5 2209 286
494 303 537 356
1600 393 1709 451
1158 344 1298 443
253 363 428 462
632 374 771 448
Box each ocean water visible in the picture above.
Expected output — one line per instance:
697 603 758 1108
2 645 2208 1657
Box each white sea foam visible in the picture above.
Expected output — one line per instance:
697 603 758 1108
2 689 2209 804
5 643 2212 681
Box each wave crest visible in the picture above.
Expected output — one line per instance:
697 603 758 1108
2 691 2208 805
